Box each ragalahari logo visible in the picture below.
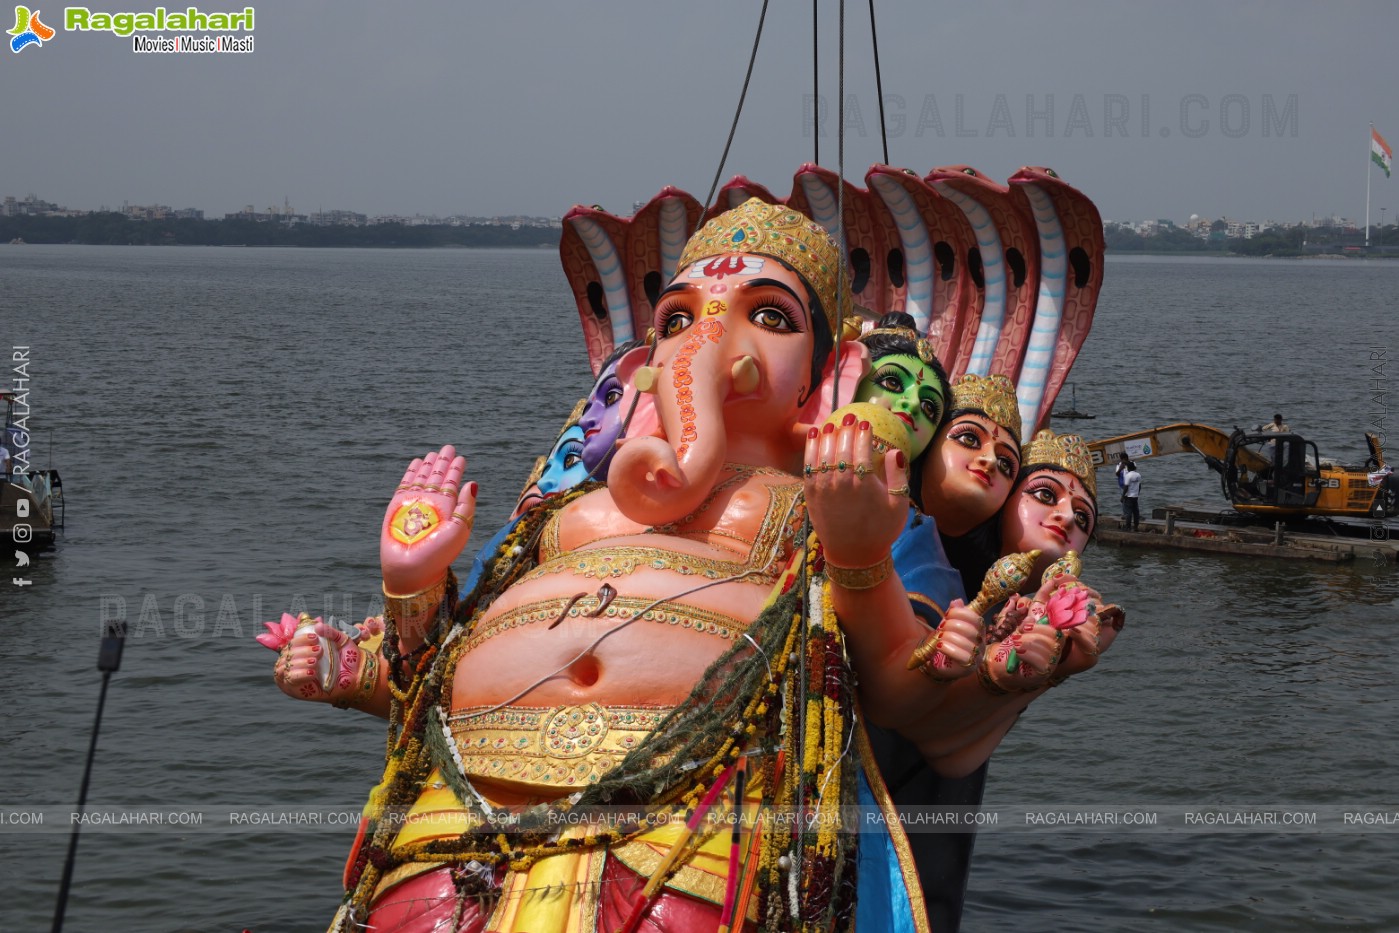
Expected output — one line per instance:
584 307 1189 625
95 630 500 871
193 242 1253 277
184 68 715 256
9 6 54 51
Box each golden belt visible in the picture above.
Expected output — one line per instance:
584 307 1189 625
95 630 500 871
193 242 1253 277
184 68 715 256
447 703 672 790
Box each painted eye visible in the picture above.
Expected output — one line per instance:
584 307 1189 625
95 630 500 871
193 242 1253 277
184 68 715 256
996 455 1016 477
1073 510 1091 531
877 373 905 394
920 399 942 424
563 453 583 469
662 310 694 337
1030 486 1056 505
952 430 980 450
604 387 624 406
750 306 794 331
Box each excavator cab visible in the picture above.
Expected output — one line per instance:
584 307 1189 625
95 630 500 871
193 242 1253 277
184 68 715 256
1224 430 1321 510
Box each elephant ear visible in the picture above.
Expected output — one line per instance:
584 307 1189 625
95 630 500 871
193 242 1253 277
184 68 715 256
615 344 663 441
794 340 871 440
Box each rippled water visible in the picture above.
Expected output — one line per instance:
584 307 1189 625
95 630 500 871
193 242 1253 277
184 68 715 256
2 247 1396 932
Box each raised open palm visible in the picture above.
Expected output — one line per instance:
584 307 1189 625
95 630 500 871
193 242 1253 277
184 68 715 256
380 444 477 595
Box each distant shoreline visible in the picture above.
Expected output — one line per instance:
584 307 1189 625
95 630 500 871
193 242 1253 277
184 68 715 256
0 214 561 249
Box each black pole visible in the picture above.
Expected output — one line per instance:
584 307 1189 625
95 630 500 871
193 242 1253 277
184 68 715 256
51 619 126 933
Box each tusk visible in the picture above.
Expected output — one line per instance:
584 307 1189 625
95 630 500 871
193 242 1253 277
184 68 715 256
731 356 759 394
632 365 661 394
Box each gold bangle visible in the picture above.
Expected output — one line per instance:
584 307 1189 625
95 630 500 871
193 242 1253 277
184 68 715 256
824 554 894 591
383 576 448 622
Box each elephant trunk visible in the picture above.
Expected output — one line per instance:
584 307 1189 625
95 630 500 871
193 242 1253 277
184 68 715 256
609 319 733 527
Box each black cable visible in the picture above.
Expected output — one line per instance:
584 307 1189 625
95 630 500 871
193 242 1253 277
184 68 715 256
813 0 820 165
698 0 772 224
868 0 889 164
51 620 127 933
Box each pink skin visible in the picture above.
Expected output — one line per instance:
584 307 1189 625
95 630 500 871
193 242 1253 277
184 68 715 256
607 256 819 527
804 417 980 674
999 468 1095 579
985 572 1120 689
921 414 1020 536
379 444 478 598
267 618 363 703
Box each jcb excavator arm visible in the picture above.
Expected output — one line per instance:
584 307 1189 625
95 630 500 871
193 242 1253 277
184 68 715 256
1085 423 1270 473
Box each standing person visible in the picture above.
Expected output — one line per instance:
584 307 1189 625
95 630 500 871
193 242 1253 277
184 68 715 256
1114 452 1131 524
1121 459 1142 531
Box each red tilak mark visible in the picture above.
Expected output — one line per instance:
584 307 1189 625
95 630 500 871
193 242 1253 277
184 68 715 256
702 256 746 278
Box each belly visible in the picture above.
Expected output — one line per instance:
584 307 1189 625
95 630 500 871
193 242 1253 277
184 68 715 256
451 557 775 710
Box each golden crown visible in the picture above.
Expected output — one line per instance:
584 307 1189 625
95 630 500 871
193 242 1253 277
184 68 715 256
949 373 1022 444
1021 428 1097 500
677 198 849 334
860 327 939 367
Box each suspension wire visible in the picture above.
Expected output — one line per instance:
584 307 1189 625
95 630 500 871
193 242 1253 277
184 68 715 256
868 0 890 164
812 0 820 165
697 0 772 226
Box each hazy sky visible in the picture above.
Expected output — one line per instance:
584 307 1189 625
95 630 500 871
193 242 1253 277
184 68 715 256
6 1 1397 224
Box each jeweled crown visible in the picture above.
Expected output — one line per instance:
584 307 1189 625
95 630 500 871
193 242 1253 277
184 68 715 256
949 373 1022 444
1021 428 1097 500
861 326 939 367
677 198 849 333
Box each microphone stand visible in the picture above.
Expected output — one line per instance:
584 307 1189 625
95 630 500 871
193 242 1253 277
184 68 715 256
51 619 127 933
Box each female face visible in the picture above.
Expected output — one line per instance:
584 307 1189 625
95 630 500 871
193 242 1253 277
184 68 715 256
999 468 1095 564
854 353 947 458
920 412 1020 535
578 358 626 476
537 425 588 496
512 425 588 518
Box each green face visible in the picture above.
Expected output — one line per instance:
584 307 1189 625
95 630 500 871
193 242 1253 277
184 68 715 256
854 353 947 458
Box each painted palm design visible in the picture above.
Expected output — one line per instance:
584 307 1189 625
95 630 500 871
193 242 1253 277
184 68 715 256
10 6 55 52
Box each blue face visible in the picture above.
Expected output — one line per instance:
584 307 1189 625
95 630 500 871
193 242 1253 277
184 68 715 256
537 424 588 495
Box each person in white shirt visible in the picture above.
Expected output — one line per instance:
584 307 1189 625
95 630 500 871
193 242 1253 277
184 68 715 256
1121 460 1142 531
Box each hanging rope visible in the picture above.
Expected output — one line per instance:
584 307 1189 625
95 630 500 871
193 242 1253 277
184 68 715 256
697 0 772 225
813 0 820 165
868 0 890 164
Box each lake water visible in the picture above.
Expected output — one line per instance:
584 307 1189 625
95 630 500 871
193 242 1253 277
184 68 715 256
2 247 1397 932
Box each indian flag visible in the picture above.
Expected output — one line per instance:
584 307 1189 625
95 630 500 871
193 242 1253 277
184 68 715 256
1374 128 1393 179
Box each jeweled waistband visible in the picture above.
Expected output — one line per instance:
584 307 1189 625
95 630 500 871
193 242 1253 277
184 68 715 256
447 702 673 790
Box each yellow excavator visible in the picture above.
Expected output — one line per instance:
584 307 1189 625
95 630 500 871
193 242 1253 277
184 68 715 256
1085 423 1397 520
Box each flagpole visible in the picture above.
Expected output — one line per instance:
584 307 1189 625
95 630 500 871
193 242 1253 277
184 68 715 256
1367 123 1373 248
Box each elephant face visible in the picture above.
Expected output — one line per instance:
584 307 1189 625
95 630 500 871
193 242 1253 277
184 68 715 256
606 253 830 526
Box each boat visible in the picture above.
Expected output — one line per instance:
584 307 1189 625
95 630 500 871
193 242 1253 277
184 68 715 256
1 388 62 551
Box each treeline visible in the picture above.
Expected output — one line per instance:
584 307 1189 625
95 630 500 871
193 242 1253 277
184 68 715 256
0 213 563 248
1105 223 1398 257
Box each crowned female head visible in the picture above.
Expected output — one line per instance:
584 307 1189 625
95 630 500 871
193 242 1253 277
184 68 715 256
855 311 950 460
999 428 1097 580
917 372 1023 537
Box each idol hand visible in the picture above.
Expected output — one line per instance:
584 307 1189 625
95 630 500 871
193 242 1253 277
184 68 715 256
803 414 909 569
380 445 478 595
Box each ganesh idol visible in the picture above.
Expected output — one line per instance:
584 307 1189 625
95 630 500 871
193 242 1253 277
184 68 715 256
286 200 959 933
